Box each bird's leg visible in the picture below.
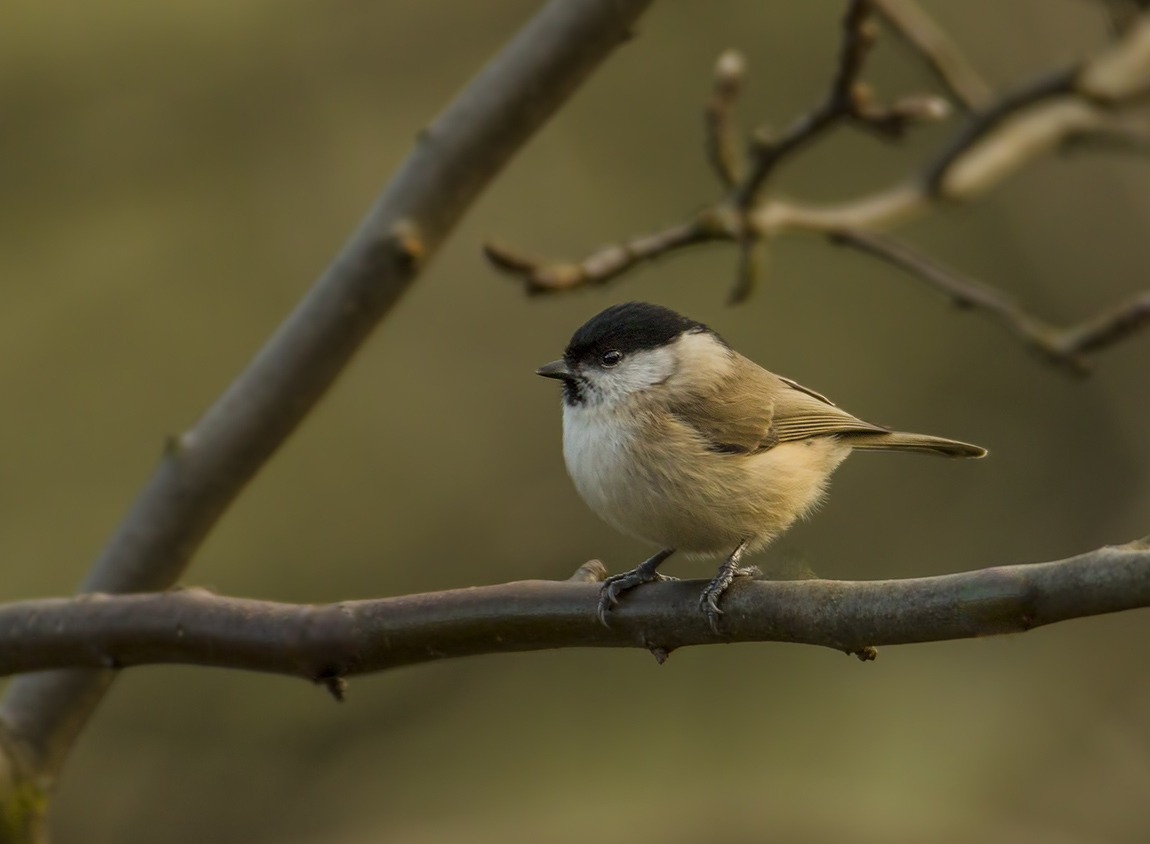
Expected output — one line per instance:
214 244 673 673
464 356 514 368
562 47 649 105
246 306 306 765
699 539 758 633
597 548 677 626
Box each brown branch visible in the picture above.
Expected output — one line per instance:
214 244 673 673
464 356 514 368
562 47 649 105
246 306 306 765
871 0 994 110
829 229 1150 372
484 218 725 293
0 0 654 789
735 0 878 207
0 539 1145 682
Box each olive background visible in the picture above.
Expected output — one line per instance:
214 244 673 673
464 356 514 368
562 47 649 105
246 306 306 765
2 1 1148 842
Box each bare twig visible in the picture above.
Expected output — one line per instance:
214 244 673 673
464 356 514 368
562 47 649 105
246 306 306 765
0 0 654 792
484 218 722 293
1062 113 1150 153
730 236 769 304
0 539 1145 680
871 0 994 110
922 64 1080 194
829 229 1150 371
704 50 747 188
735 0 878 207
1056 289 1150 356
485 8 1150 371
734 0 952 209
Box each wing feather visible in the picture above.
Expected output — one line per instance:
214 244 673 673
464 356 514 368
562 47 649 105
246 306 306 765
666 352 775 453
769 375 888 443
667 352 883 453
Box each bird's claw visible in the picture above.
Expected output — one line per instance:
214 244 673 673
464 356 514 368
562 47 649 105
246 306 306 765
699 588 725 633
698 564 761 633
596 569 678 627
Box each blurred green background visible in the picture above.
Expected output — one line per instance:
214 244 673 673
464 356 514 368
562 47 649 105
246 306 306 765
2 1 1148 841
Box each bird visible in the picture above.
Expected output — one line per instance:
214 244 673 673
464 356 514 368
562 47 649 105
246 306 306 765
536 301 986 631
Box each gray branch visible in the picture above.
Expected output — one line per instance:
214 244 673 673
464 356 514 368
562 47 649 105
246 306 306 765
828 228 1150 372
0 0 654 787
0 539 1145 683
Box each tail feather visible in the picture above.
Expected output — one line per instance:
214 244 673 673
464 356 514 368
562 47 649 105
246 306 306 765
842 430 987 458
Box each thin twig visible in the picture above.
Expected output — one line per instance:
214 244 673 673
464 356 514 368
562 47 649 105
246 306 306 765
871 0 994 110
734 0 952 209
1056 289 1150 356
735 0 878 207
485 218 724 294
730 236 768 304
704 50 747 188
0 0 655 784
485 6 1150 375
0 539 1145 680
1062 114 1150 154
830 229 1150 371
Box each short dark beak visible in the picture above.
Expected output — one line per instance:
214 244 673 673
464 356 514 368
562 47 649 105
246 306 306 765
536 359 573 380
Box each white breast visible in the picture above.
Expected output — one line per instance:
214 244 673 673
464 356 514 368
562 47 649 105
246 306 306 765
561 402 640 538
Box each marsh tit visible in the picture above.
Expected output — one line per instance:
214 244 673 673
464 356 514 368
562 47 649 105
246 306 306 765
537 301 986 631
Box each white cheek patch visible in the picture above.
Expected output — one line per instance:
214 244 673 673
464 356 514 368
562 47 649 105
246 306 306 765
580 346 676 406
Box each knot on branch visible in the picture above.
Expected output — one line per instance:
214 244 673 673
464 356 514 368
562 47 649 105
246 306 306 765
318 676 348 703
568 561 608 583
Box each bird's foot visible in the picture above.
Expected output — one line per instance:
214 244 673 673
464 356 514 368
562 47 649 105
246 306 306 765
699 540 758 633
597 549 676 626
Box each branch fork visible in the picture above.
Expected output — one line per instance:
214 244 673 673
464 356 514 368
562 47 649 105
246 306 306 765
486 1 1150 363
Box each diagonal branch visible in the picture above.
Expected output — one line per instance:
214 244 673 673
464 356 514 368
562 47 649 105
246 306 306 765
922 64 1080 195
0 0 654 788
0 539 1145 682
829 229 1150 373
871 0 994 110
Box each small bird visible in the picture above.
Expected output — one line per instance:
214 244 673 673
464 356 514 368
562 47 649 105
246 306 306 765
537 301 986 631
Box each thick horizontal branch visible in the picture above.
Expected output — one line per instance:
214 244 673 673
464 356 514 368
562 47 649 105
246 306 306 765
829 228 1150 372
0 539 1146 683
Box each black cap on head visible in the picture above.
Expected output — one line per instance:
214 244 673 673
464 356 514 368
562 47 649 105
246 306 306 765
564 302 716 365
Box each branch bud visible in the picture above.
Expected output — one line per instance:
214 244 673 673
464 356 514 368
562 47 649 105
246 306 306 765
713 49 746 95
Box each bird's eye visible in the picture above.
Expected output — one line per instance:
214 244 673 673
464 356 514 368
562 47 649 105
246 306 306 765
600 350 623 367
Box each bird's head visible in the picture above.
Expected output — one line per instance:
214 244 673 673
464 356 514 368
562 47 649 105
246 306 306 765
537 301 725 408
